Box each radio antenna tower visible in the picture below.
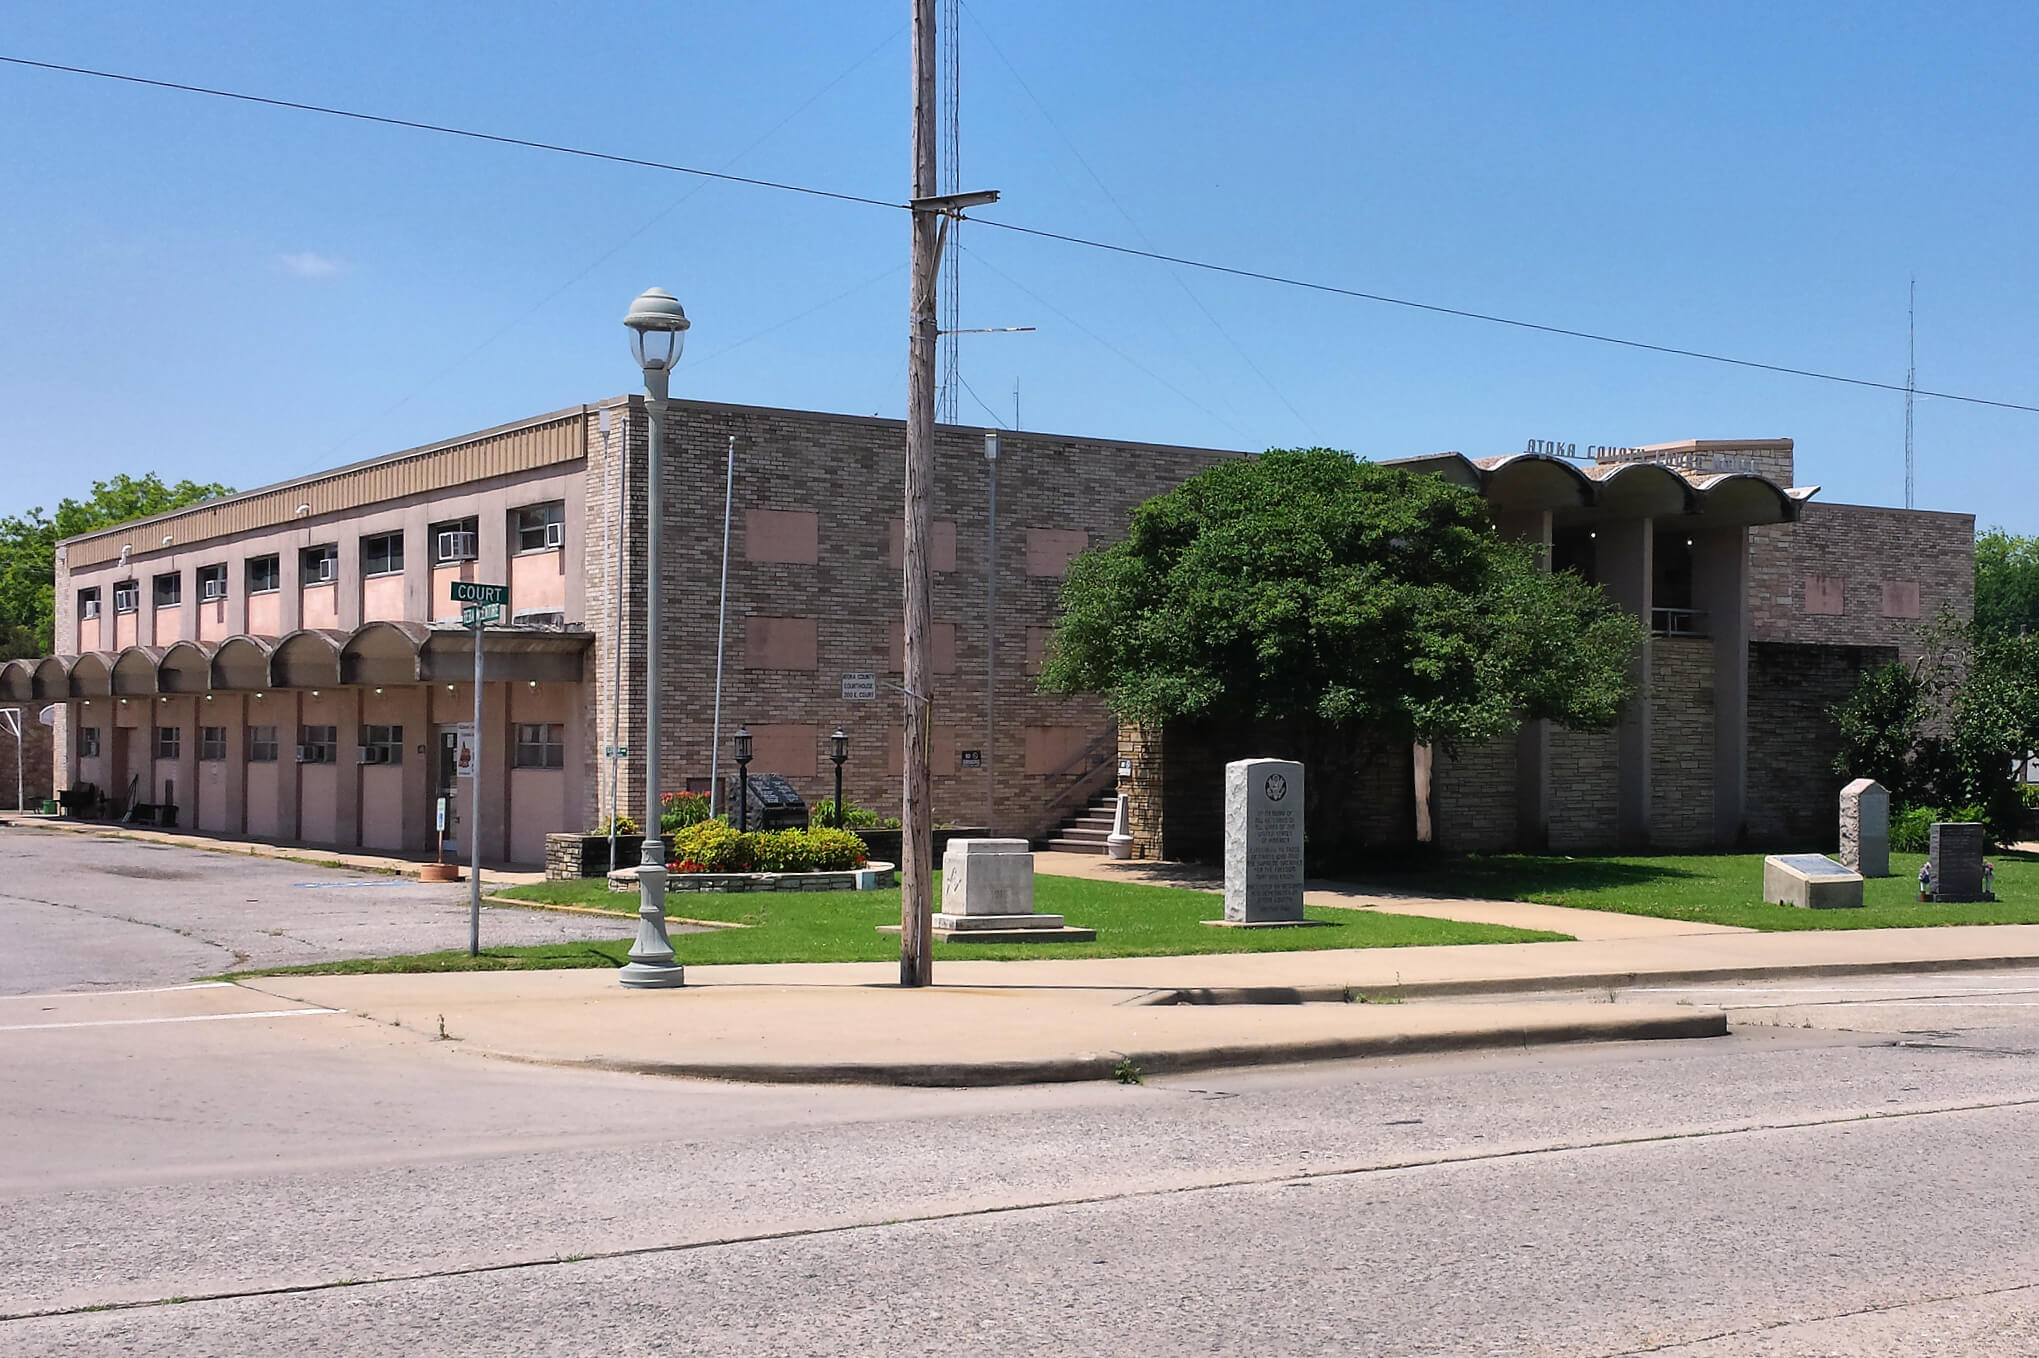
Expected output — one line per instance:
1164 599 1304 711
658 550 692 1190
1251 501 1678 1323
1905 278 1916 509
937 0 961 424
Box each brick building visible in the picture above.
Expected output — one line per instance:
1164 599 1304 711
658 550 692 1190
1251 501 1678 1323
2 398 1236 863
1121 438 1976 859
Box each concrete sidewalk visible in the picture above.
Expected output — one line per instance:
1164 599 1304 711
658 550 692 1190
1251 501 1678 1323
236 922 2039 1088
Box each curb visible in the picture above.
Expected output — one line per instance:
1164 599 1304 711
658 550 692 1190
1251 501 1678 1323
478 893 748 930
472 1009 1728 1088
1309 953 2039 1002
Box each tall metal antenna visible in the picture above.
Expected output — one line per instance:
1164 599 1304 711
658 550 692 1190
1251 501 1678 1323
937 0 961 423
1905 278 1916 509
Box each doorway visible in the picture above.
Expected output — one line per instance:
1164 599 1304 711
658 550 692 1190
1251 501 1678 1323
436 727 464 853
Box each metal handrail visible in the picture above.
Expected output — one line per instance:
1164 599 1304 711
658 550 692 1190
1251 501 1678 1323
1651 607 1707 637
1038 729 1120 819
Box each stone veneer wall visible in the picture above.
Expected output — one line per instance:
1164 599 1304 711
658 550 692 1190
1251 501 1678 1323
1647 637 1717 851
1121 717 1414 863
1749 501 1975 663
1547 726 1620 853
1745 640 1898 850
591 400 1242 846
1432 737 1517 853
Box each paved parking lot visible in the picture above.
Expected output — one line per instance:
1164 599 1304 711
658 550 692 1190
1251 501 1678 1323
0 825 629 994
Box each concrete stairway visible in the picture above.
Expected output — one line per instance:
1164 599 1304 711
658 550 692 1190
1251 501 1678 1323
1036 791 1120 855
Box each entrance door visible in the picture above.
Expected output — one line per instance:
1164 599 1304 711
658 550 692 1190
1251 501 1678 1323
436 727 463 852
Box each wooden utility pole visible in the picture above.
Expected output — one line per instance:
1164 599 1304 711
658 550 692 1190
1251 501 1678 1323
901 0 940 987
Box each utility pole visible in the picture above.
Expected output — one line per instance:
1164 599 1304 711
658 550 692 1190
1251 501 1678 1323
903 0 998 986
902 0 940 987
1905 278 1916 511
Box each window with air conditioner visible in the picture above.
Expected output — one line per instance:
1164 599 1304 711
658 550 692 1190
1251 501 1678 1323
301 546 338 586
357 724 404 766
432 518 479 564
198 565 228 602
79 589 101 620
112 582 139 613
297 725 337 764
516 502 566 553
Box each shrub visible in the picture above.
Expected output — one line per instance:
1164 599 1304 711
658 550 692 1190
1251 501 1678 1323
587 812 640 837
667 823 869 874
1891 802 1993 854
660 791 712 834
810 797 902 830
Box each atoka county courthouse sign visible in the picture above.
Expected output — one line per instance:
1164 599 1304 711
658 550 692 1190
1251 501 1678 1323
1521 438 1764 475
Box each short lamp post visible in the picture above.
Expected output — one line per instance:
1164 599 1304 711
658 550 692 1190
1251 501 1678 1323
618 286 690 991
830 727 849 829
733 725 753 833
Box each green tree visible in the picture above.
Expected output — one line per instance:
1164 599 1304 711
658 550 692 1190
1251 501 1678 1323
1829 659 1929 800
1039 449 1645 845
0 473 232 659
1975 527 2039 641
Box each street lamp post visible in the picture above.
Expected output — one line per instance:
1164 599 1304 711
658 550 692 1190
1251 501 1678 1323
618 286 689 990
830 728 849 829
733 726 753 832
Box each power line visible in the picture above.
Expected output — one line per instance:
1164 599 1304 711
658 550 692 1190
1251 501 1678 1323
9 51 2039 420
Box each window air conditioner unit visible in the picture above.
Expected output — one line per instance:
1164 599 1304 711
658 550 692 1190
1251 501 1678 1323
438 530 478 562
317 557 337 583
296 744 313 763
543 520 564 549
202 579 226 601
81 600 100 619
356 747 383 765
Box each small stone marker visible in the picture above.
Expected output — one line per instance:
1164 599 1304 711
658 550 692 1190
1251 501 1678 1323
923 839 1096 942
1838 778 1890 878
1763 853 1864 910
1221 758 1307 925
1929 822 1994 902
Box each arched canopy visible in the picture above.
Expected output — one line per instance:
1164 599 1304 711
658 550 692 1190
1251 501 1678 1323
158 640 215 694
67 654 112 698
270 630 346 690
1479 454 1595 513
111 647 166 696
1582 462 1696 520
1687 472 1800 527
0 659 32 701
211 636 275 691
340 621 430 687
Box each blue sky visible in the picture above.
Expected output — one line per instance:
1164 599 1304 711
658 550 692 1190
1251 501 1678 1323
3 1 2035 530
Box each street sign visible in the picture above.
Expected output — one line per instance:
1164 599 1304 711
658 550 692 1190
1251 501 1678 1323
841 671 877 701
460 603 503 627
436 796 448 832
603 745 629 759
450 581 509 606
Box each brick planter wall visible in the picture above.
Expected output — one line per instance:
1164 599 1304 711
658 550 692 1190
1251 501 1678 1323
544 833 671 879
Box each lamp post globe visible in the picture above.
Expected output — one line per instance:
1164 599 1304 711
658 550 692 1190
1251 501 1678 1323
618 287 689 991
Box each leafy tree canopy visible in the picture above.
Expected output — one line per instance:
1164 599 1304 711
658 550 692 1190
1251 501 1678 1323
1975 527 2039 641
0 473 233 659
1039 449 1644 750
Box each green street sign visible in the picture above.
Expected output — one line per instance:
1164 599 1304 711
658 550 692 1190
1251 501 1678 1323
461 603 503 627
449 581 509 606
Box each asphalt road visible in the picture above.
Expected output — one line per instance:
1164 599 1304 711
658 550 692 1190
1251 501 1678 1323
0 824 628 992
7 830 2039 1354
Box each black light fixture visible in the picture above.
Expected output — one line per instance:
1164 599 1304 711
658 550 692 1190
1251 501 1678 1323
733 725 753 833
829 728 850 829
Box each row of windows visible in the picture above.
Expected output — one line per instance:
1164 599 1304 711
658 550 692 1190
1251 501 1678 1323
78 504 565 617
76 723 567 769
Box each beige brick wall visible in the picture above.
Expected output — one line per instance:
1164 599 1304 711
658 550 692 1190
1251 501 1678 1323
1548 726 1619 853
1433 737 1517 853
1750 501 1974 663
1648 637 1716 851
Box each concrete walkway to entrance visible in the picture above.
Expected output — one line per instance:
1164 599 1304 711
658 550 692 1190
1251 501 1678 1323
1031 850 1747 941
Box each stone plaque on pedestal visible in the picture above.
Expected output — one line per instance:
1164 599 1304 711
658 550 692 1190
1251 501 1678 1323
1838 778 1890 878
1223 758 1305 923
1929 822 1993 902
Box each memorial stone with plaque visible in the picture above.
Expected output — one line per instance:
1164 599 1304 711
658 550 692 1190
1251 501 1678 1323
1929 822 1993 902
1223 758 1305 924
1838 778 1890 878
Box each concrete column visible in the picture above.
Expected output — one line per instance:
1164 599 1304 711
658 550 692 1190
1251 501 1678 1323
337 535 363 630
274 691 302 841
1599 518 1654 850
402 505 433 623
1693 525 1750 847
335 687 362 848
221 694 247 835
1496 509 1553 851
282 543 305 635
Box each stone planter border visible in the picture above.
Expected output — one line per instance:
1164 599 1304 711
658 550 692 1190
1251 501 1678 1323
607 862 898 894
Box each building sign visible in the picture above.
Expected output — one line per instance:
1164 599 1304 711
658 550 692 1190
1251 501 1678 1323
1522 438 1761 475
960 749 982 768
840 671 877 701
454 723 477 778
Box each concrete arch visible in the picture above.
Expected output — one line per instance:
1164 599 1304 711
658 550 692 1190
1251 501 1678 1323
1589 461 1696 519
0 658 32 702
1480 454 1596 512
1690 472 1799 527
340 620 430 687
67 654 113 699
111 647 166 696
270 630 346 690
158 640 216 694
211 636 275 691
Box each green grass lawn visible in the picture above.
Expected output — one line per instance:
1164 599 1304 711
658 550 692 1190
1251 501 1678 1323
236 874 1567 976
1369 849 2039 931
